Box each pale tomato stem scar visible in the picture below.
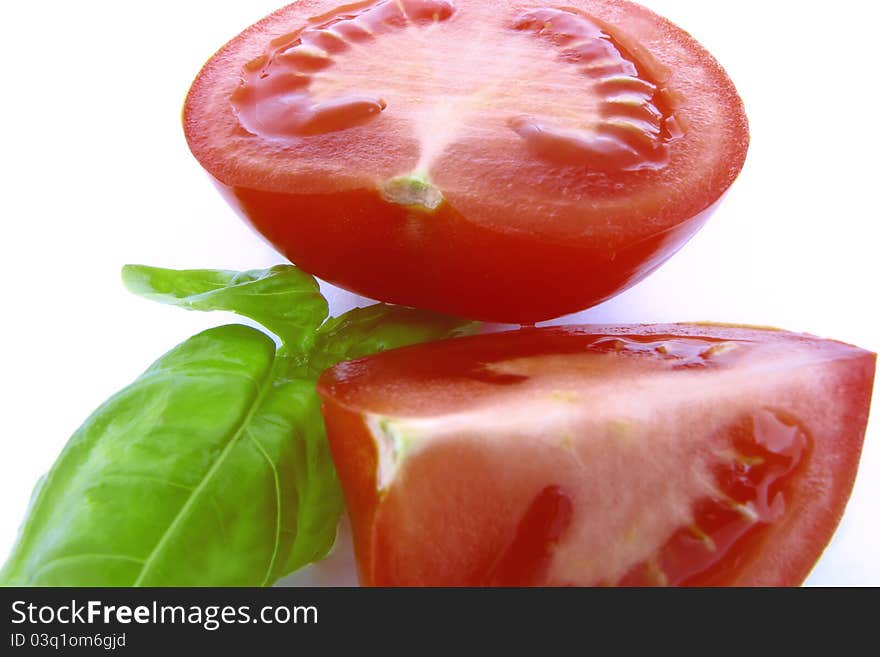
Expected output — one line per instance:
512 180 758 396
379 172 444 211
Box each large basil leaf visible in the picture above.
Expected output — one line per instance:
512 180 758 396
1 265 476 586
0 325 339 585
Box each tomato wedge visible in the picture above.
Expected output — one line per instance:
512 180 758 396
317 325 875 586
184 0 749 322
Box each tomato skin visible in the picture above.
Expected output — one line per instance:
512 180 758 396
217 180 720 322
318 325 875 586
186 0 749 323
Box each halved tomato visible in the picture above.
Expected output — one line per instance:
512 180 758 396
184 0 749 322
317 324 875 586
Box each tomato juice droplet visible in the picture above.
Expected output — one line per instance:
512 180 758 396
485 485 574 586
618 409 811 586
588 335 744 368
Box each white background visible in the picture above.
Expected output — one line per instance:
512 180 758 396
0 1 877 586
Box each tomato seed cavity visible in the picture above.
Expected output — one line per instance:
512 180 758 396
485 485 574 586
509 8 678 171
232 0 456 138
618 409 810 586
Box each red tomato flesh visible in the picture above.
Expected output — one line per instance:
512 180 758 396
184 0 749 322
317 325 875 586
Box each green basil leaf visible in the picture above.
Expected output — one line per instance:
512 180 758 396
122 265 328 354
0 325 339 586
2 264 477 587
263 382 343 576
309 304 480 376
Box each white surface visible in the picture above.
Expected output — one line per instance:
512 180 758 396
0 0 877 586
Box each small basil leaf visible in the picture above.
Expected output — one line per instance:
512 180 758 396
309 304 480 376
0 325 338 586
122 264 328 354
